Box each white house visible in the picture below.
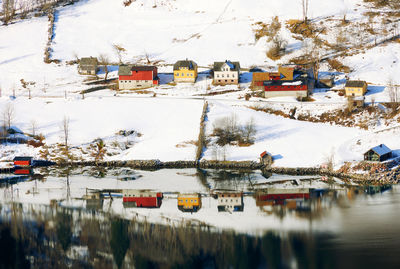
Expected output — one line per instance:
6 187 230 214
213 60 240 85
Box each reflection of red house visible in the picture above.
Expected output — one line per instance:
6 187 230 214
256 189 310 206
118 65 159 90
122 190 163 208
14 169 32 175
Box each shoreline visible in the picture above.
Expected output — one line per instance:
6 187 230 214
2 159 397 184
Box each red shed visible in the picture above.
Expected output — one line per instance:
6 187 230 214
13 157 33 167
118 65 159 90
122 190 163 208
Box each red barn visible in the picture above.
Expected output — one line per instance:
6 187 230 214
118 65 159 90
13 157 33 167
264 80 308 98
122 190 163 208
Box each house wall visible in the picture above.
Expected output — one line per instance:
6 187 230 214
119 79 155 89
264 85 308 98
174 68 197 83
178 195 201 209
345 86 367 97
213 71 239 85
218 194 243 208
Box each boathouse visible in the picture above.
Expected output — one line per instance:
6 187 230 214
364 144 392 162
13 157 33 167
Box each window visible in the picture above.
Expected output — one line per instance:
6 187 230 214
176 73 179 76
222 74 224 78
216 74 219 78
181 73 184 76
225 80 227 82
231 80 234 82
227 74 230 78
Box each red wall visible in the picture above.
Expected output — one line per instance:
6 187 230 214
258 193 310 201
14 160 31 166
123 196 162 207
264 85 307 92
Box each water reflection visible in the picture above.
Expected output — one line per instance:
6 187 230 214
0 168 399 268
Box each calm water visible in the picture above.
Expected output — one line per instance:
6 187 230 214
0 168 399 268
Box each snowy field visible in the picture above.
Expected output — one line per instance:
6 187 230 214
0 97 204 161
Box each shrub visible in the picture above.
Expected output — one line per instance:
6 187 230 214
212 115 256 146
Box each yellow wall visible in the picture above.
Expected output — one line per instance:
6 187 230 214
174 67 198 81
178 196 201 208
345 86 367 97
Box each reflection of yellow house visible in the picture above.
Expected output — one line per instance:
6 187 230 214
177 193 201 212
173 59 198 83
345 80 367 97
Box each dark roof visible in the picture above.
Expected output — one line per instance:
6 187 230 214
345 80 367 88
131 66 157 72
118 65 157 75
13 157 33 161
80 57 97 66
213 60 240 71
118 65 132 75
364 144 391 156
263 80 306 86
173 60 197 70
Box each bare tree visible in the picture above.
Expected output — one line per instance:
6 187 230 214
3 103 15 130
301 0 309 24
31 119 37 136
61 116 70 157
2 0 16 25
98 54 110 80
112 44 127 64
242 118 257 144
387 78 399 103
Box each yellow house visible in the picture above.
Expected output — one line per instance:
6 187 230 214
173 59 198 83
177 193 201 212
345 80 368 97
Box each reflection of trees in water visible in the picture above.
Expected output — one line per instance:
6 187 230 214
56 209 72 252
0 202 352 269
110 219 130 269
209 170 257 191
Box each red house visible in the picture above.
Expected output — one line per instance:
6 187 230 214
118 65 159 90
13 157 33 167
264 80 308 98
122 190 163 208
